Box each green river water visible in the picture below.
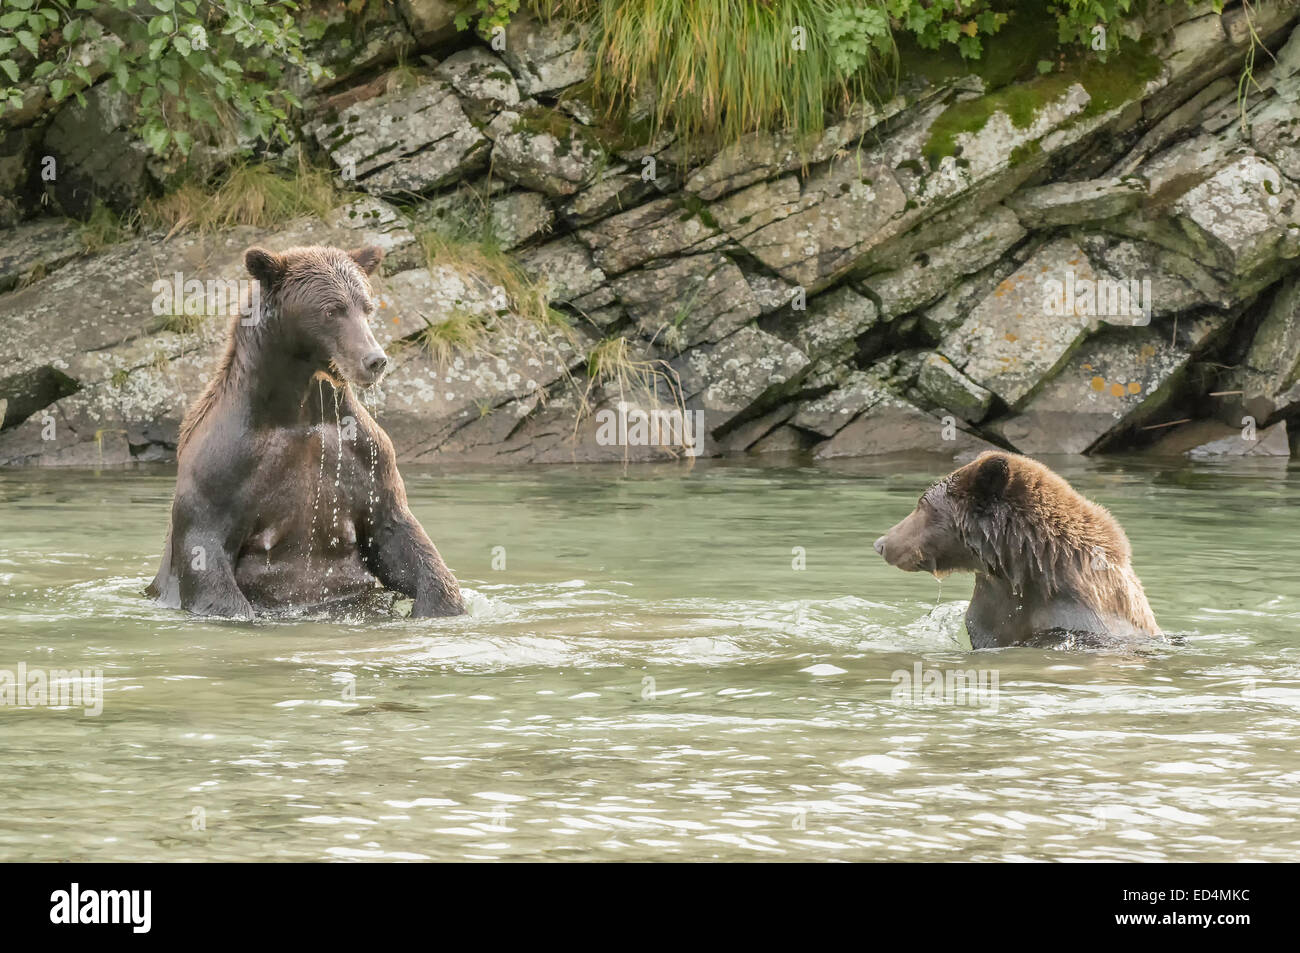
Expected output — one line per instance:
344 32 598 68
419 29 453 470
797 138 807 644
0 455 1297 862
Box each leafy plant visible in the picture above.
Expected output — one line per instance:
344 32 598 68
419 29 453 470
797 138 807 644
0 1 328 159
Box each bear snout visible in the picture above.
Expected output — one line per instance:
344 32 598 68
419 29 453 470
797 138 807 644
873 535 887 556
354 349 389 385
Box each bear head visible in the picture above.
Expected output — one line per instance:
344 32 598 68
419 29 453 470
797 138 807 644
243 244 389 387
872 452 1014 578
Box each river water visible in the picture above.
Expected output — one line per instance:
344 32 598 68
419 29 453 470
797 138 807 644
0 455 1297 861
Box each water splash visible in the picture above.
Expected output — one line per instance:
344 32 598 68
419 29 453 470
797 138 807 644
304 378 327 577
324 383 344 603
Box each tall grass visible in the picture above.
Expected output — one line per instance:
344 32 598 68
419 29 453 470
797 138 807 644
533 0 895 147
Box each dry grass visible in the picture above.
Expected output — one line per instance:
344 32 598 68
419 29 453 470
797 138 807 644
143 157 343 237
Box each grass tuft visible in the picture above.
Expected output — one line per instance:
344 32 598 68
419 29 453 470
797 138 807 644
77 202 138 253
143 157 344 237
533 0 894 150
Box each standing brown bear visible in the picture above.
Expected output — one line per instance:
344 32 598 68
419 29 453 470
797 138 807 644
147 244 465 620
874 451 1159 648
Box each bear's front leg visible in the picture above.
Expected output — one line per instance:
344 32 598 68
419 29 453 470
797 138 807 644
364 507 465 617
172 517 254 621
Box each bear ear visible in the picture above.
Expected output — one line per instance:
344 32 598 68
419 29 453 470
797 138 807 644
348 245 384 276
969 453 1011 504
244 247 286 288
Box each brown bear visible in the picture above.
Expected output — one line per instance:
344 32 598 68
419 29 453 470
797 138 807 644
146 244 465 620
873 451 1159 648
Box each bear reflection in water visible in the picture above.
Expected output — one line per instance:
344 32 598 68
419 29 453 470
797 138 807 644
146 244 465 620
874 451 1160 649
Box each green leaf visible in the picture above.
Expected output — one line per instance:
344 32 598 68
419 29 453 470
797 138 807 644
142 122 170 154
0 59 18 83
49 78 69 101
14 30 38 56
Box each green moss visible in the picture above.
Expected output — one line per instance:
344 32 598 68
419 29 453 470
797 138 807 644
1076 48 1163 118
923 72 1074 166
1008 139 1042 168
921 45 1163 167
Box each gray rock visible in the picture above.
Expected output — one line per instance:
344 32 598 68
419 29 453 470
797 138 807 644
685 104 886 201
310 81 488 194
791 286 879 362
434 48 520 109
305 8 416 91
368 306 589 460
323 197 419 272
1169 153 1300 276
611 253 760 347
749 423 815 454
500 16 593 96
560 172 657 226
915 352 995 423
579 196 723 275
517 235 606 303
710 160 908 291
790 371 887 437
858 205 1026 320
672 327 810 432
1005 177 1146 228
485 190 554 250
742 268 800 315
489 109 604 196
1078 234 1231 317
1219 276 1300 424
396 0 459 44
0 218 83 293
991 314 1224 454
916 252 1025 341
714 404 796 453
1187 420 1289 458
1251 97 1300 182
813 394 994 459
0 125 41 211
940 238 1110 409
42 83 153 216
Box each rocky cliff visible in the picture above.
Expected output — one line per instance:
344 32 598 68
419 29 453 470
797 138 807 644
2 1 1299 466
